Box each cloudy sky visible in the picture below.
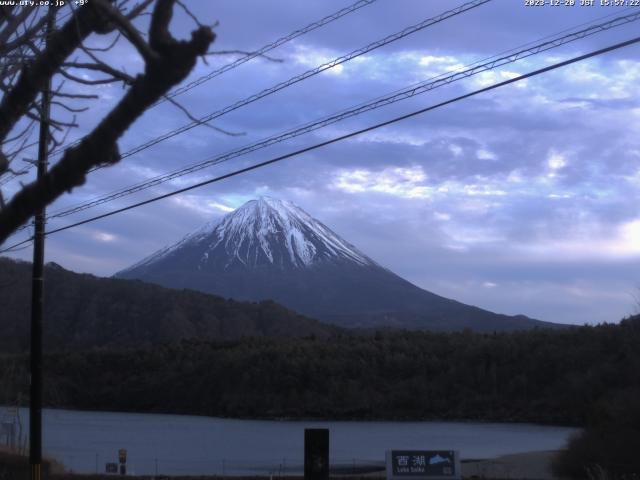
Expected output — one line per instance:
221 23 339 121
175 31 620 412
3 0 640 325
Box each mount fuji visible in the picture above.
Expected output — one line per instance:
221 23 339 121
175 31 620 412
116 197 555 331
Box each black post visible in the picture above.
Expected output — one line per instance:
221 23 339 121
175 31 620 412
30 9 54 480
304 428 329 480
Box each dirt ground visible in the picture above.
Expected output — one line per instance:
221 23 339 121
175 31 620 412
461 450 558 479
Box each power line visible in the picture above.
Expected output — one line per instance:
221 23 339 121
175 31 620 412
3 33 638 254
42 0 491 170
40 0 381 161
38 0 499 218
0 239 32 252
159 0 378 104
0 0 378 185
0 7 80 187
42 10 640 222
0 235 32 252
9 1 491 188
108 0 492 159
4 0 494 239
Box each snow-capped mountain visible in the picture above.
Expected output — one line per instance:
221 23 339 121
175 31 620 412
123 196 374 273
117 197 556 332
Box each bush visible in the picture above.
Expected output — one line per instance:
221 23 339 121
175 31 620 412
552 389 640 479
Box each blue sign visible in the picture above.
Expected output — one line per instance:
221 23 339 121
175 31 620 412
386 450 460 480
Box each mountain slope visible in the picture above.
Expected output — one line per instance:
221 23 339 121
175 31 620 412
122 196 375 273
117 197 557 332
0 257 338 353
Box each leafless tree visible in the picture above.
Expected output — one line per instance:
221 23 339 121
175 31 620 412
0 0 215 245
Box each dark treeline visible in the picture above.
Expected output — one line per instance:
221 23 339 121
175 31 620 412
1 316 639 426
3 317 640 477
0 258 338 353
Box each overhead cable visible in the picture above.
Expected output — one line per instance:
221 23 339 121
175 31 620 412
43 10 640 221
3 32 638 253
0 0 379 184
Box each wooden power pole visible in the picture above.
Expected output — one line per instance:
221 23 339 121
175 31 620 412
30 9 54 480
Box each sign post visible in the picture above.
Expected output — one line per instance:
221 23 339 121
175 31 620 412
386 450 461 480
118 449 127 476
304 429 329 480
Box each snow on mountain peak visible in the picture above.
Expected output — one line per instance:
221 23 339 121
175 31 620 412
121 197 375 273
209 196 374 268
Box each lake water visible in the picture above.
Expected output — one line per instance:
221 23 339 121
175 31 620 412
7 407 579 476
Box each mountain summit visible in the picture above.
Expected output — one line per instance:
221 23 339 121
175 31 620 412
123 197 374 274
117 197 556 332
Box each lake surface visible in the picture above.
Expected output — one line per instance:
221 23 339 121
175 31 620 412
7 407 579 476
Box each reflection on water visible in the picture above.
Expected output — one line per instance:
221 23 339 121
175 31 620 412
10 407 579 476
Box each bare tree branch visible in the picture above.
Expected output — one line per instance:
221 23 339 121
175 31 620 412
59 67 125 85
0 151 7 176
0 0 215 243
0 6 16 27
0 4 102 144
164 94 245 137
62 62 135 84
0 11 48 56
92 0 158 63
149 0 175 51
24 101 69 130
125 0 155 20
176 0 203 28
82 32 121 52
5 128 37 162
50 100 89 113
77 37 135 83
0 7 35 50
207 49 283 63
52 91 99 99
1 118 35 145
49 122 73 150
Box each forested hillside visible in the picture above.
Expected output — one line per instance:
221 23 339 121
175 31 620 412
1 316 638 426
0 257 338 352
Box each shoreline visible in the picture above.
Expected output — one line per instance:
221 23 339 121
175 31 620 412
3 404 583 428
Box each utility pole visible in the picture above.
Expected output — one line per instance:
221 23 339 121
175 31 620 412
30 9 54 480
